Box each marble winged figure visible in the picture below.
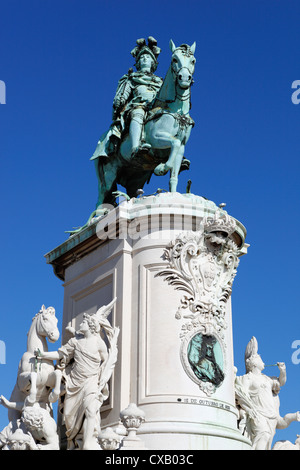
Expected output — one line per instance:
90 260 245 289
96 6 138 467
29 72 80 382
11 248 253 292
33 298 119 450
91 37 196 209
235 336 300 450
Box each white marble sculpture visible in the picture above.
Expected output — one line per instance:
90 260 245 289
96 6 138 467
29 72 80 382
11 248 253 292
98 426 122 450
157 208 241 396
272 435 300 450
0 396 59 450
0 305 61 450
35 298 119 450
235 336 300 450
158 209 239 336
8 305 61 422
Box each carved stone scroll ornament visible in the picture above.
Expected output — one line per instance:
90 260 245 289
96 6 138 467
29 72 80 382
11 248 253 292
156 209 241 394
157 209 240 338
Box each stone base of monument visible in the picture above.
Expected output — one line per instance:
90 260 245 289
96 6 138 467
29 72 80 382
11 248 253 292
119 438 148 451
46 192 252 450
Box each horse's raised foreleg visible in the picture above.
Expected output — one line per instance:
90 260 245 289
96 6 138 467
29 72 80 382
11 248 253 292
169 144 185 192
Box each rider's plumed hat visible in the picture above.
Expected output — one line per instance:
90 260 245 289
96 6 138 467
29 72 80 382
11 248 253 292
131 37 161 71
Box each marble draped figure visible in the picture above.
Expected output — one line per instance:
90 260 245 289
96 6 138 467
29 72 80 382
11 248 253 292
235 336 300 450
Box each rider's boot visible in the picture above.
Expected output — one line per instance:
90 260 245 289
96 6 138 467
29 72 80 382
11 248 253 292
130 109 145 156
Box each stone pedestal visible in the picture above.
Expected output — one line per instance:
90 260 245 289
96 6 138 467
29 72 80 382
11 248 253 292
45 192 251 450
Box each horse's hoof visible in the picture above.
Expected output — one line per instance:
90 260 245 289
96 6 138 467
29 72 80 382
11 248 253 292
154 163 168 176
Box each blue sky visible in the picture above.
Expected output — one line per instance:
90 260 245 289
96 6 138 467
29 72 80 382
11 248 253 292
1 0 300 447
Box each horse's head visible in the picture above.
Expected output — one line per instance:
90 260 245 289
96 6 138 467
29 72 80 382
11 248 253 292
34 305 60 343
170 40 196 89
